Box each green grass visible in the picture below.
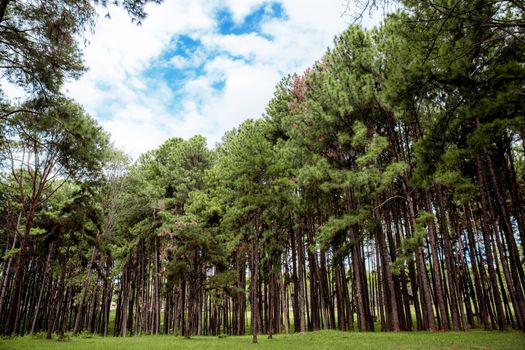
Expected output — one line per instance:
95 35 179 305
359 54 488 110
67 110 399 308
1 330 524 350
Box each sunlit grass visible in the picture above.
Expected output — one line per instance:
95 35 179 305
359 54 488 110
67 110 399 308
1 329 523 350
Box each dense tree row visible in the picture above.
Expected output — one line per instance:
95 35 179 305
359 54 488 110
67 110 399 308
0 0 524 342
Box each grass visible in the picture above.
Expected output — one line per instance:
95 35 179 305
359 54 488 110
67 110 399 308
1 330 524 350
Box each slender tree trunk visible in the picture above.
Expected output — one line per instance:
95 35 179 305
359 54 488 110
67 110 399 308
290 230 300 332
4 232 29 335
492 225 522 329
405 186 436 331
73 247 97 334
504 144 525 257
267 273 274 339
351 237 367 331
306 214 320 331
250 215 262 343
47 248 69 339
377 217 400 331
283 257 290 334
0 233 17 325
464 204 490 329
475 154 507 330
484 151 525 328
87 284 98 334
120 268 129 337
295 225 307 334
435 186 461 330
153 236 161 335
424 191 449 330
30 243 53 334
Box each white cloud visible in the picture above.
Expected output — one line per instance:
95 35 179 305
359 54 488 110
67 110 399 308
222 0 267 22
65 0 384 159
1 80 27 103
201 33 274 61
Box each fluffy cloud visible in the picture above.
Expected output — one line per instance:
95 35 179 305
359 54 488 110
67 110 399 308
65 0 382 158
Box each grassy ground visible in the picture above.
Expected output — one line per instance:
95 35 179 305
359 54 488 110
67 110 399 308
1 330 524 350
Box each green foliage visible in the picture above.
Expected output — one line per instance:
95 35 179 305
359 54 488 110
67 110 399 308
318 209 368 248
1 97 110 181
0 0 163 102
2 247 21 261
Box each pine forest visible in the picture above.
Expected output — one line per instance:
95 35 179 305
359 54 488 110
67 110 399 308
0 0 524 347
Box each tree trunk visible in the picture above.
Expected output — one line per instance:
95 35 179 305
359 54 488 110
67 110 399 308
73 247 97 335
377 216 400 331
251 229 260 343
294 225 307 334
484 151 525 328
120 268 129 337
4 233 28 335
423 190 449 330
405 187 436 331
0 233 17 326
435 186 461 330
475 154 507 331
30 243 53 334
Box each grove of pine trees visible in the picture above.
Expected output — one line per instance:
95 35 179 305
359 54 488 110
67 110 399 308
0 0 524 342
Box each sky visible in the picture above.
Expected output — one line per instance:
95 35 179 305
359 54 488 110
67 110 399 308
65 0 383 159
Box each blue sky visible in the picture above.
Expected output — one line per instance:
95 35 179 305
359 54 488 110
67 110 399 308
65 0 382 158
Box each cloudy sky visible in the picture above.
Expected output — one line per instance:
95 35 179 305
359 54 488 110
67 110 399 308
65 0 383 158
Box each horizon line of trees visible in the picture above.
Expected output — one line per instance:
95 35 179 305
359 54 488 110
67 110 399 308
0 0 524 342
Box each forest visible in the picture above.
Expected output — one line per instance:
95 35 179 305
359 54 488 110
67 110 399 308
0 0 524 347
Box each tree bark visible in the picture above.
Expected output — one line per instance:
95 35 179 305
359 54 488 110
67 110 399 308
405 186 436 331
250 216 261 343
377 217 400 331
295 225 307 334
475 154 507 330
435 186 461 330
4 232 29 335
0 232 17 325
423 190 449 330
30 243 53 334
73 247 97 335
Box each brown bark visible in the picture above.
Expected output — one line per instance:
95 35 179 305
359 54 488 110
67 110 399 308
295 226 307 334
120 268 129 337
484 151 525 328
30 243 53 334
73 247 97 335
464 203 490 329
87 284 98 334
153 236 161 335
47 247 69 339
377 217 400 331
250 217 261 343
352 237 369 331
282 257 290 334
306 214 321 331
3 232 29 335
435 186 461 330
0 232 17 325
405 186 436 331
475 154 507 330
423 190 449 330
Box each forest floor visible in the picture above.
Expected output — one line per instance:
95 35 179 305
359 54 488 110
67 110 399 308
1 330 524 350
